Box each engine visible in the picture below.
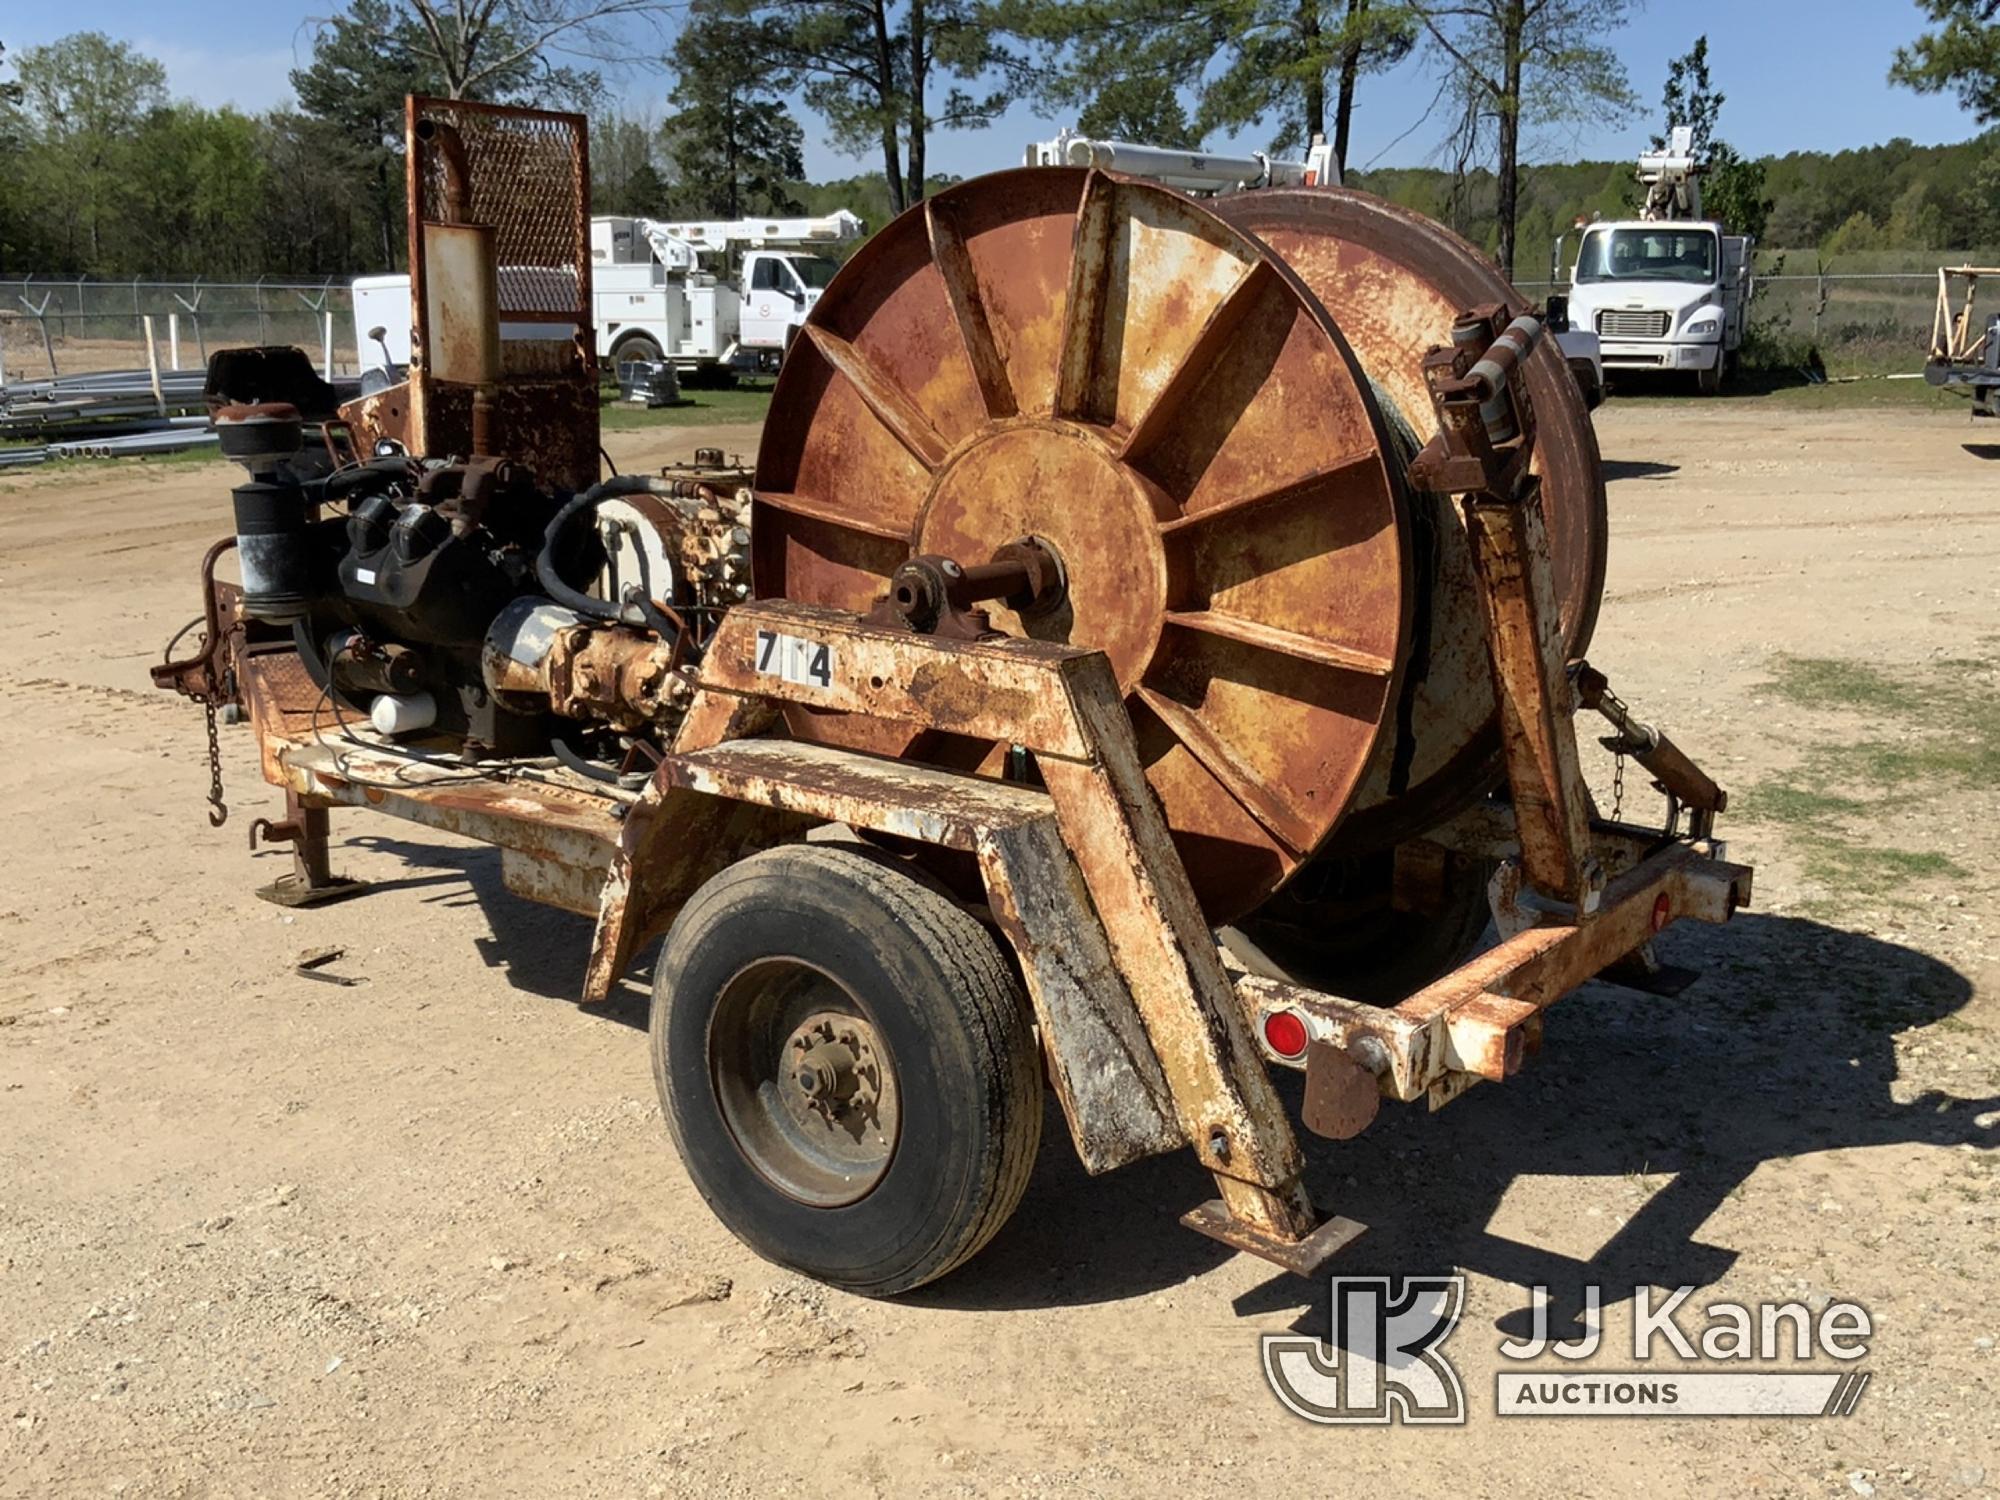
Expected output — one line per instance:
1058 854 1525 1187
216 400 749 777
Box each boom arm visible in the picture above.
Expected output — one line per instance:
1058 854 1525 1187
1637 125 1703 222
1025 129 1340 193
631 211 864 270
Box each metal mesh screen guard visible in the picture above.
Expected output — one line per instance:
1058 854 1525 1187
410 96 590 323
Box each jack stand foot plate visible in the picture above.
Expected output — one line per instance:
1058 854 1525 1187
1602 944 1702 997
255 875 368 910
1180 1199 1368 1277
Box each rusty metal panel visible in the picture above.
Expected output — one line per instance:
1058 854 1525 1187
241 648 328 786
1179 1198 1367 1277
1233 844 1750 1107
684 601 1101 761
278 742 623 867
1212 189 1609 858
751 167 1413 924
582 787 815 1005
1462 487 1598 904
662 737 1053 850
499 846 609 916
1037 663 1316 1238
977 817 1185 1173
404 95 597 488
1299 1041 1381 1140
422 222 502 384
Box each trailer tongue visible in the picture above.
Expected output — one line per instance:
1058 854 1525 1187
155 99 1750 1294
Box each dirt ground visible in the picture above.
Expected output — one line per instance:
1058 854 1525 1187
2 399 1997 1498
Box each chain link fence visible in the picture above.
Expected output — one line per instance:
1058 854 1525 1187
1 264 1974 389
0 277 363 386
1745 273 1946 371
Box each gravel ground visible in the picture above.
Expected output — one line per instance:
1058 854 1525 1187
1 400 1996 1498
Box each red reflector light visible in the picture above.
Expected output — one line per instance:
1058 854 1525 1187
1263 1010 1309 1058
1651 893 1671 933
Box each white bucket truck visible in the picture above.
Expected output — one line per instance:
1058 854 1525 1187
590 211 863 372
351 209 864 385
1554 127 1754 395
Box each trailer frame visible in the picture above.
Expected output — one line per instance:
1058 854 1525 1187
158 305 1751 1277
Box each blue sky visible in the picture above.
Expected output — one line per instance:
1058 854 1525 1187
6 2 1983 180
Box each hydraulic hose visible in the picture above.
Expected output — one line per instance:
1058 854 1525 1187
551 733 651 790
535 474 683 641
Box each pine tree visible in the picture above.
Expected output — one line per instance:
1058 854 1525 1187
660 6 805 218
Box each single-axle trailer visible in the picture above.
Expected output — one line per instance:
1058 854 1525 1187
155 99 1750 1293
163 343 1747 1291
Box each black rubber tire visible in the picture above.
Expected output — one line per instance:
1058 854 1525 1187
612 331 665 366
1696 358 1723 396
651 845 1042 1295
1235 849 1494 1003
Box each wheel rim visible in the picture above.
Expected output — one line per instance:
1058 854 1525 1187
706 958 901 1207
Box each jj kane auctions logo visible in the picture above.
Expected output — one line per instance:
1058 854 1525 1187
1264 1278 1873 1424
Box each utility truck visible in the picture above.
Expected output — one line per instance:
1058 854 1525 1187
352 209 864 384
1553 127 1754 395
589 211 863 371
1925 264 2000 417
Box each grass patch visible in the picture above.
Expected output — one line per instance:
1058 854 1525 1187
1739 783 1867 827
1742 652 1996 903
1803 842 1967 894
1612 377 1960 412
1763 655 1926 716
598 382 774 430
1751 379 1964 412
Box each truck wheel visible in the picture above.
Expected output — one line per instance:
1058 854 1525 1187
1696 358 1723 396
612 332 664 366
651 845 1042 1295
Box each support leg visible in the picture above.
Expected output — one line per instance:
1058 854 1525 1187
251 789 368 908
1463 486 1601 912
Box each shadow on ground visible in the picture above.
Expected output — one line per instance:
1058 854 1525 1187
939 905 1988 1317
1600 459 1681 482
329 831 1991 1319
339 833 652 1026
1964 444 2000 461
1607 361 1825 401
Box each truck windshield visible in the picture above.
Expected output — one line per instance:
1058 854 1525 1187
790 257 839 290
1576 227 1717 284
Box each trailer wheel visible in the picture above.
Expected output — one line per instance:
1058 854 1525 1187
651 845 1042 1295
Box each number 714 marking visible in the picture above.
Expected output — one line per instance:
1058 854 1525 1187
754 629 834 689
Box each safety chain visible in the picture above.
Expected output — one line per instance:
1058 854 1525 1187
204 699 228 827
1611 748 1625 823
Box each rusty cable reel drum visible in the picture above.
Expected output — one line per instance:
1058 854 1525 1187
753 167 1415 921
1211 187 1609 855
1204 188 1611 992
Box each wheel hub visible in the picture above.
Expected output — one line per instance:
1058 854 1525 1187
708 961 902 1209
915 421 1167 685
784 1013 887 1129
